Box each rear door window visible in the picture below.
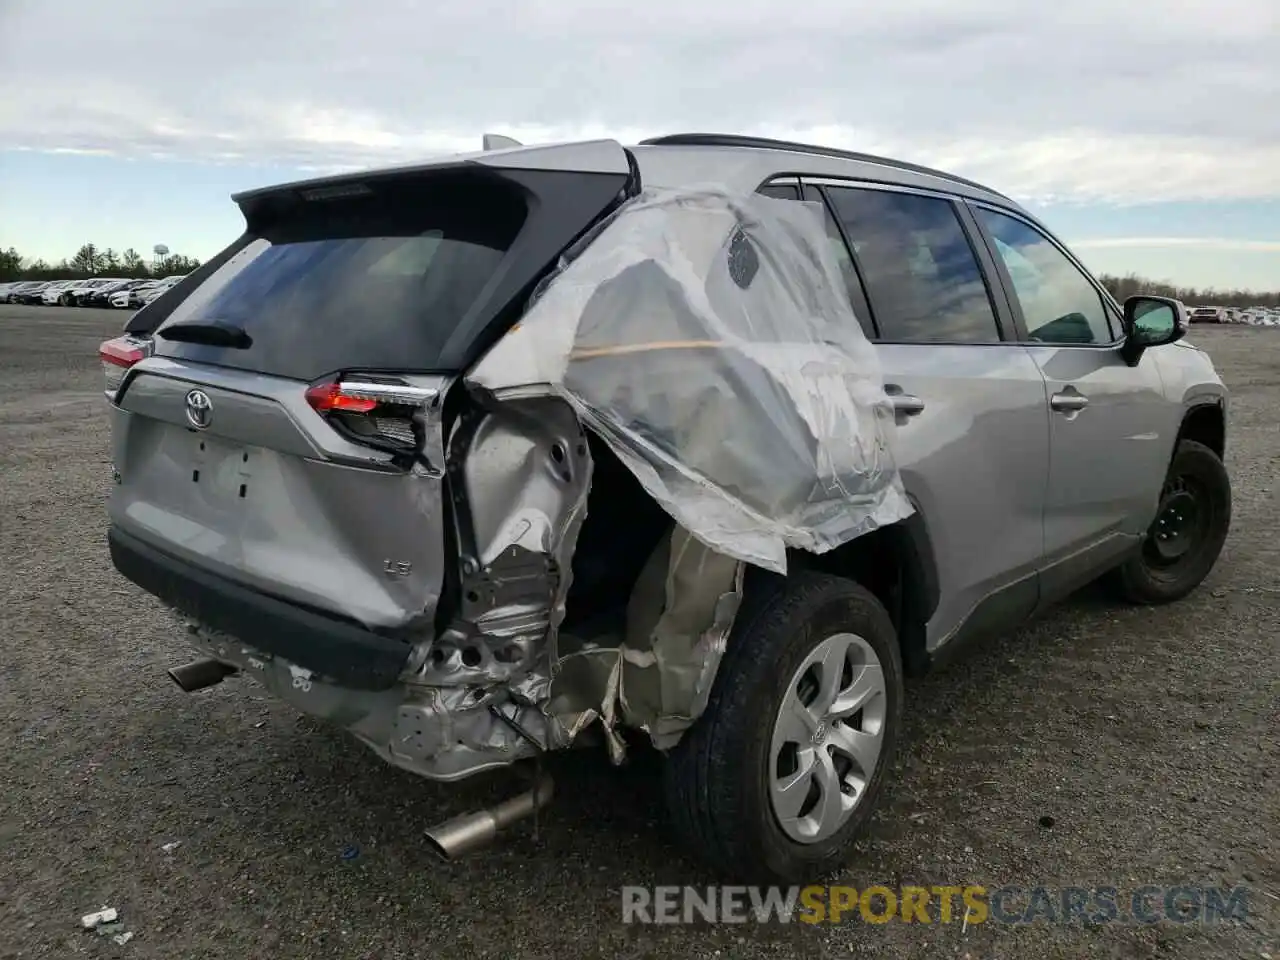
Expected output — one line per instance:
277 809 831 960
154 177 528 381
801 185 878 339
824 186 1003 343
753 181 876 338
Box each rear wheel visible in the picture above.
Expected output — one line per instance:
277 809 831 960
1106 439 1231 604
663 572 903 882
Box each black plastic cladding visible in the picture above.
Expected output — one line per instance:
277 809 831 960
108 526 413 690
640 133 1011 201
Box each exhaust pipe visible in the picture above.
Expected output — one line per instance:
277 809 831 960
168 658 238 692
425 775 554 860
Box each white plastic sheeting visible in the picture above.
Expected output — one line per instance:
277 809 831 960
468 186 913 573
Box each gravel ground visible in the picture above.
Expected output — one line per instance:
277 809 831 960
1 306 1276 960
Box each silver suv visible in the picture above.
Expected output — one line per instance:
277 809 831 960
102 133 1231 883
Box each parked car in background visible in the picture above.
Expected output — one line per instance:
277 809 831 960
1189 306 1225 323
47 279 93 305
42 282 72 306
11 281 53 304
0 277 192 308
23 280 55 304
109 280 159 309
38 281 81 305
138 274 186 305
76 279 132 307
52 277 125 306
82 279 152 308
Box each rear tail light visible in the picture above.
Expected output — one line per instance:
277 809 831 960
305 378 438 456
99 335 152 397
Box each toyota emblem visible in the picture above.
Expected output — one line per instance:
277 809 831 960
185 389 213 429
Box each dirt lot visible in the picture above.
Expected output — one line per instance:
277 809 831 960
1 305 1276 959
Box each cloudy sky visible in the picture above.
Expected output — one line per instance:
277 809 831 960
1 0 1278 291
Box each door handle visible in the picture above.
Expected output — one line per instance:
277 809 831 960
1050 390 1089 412
884 385 925 417
890 395 926 416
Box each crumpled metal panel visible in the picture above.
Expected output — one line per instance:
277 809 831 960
614 526 743 749
468 186 913 574
402 398 591 687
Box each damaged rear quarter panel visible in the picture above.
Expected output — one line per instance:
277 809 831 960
421 396 592 689
462 186 912 750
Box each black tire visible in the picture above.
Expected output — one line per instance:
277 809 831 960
663 571 904 883
1106 439 1231 604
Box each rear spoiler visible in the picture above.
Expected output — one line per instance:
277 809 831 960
125 137 570 337
125 142 645 371
230 139 629 211
482 133 523 150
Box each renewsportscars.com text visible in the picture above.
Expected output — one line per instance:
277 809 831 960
620 884 1252 925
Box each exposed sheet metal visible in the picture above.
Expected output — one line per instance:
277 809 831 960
616 525 743 748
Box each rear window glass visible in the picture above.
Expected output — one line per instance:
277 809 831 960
154 177 527 380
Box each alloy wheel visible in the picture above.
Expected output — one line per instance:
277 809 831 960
769 632 887 844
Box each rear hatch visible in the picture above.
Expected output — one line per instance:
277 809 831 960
107 142 635 678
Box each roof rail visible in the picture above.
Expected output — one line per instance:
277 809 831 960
637 133 1007 199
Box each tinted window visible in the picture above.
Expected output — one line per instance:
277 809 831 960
755 182 876 338
976 208 1113 345
155 178 527 380
825 187 1001 343
758 182 801 200
801 185 876 339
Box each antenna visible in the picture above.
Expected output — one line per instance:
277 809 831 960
482 133 523 151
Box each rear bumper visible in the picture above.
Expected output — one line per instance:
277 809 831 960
108 525 413 690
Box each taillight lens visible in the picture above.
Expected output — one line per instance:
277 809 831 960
99 335 152 397
304 378 437 454
303 383 379 414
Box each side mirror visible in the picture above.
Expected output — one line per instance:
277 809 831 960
1120 295 1186 365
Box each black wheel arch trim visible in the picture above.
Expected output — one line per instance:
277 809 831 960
786 498 939 677
1176 398 1227 459
894 502 940 676
899 500 940 620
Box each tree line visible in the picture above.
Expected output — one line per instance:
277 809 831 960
0 242 1275 308
0 243 203 283
1097 272 1280 309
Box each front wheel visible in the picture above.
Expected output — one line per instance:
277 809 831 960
1106 439 1231 604
664 572 904 883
